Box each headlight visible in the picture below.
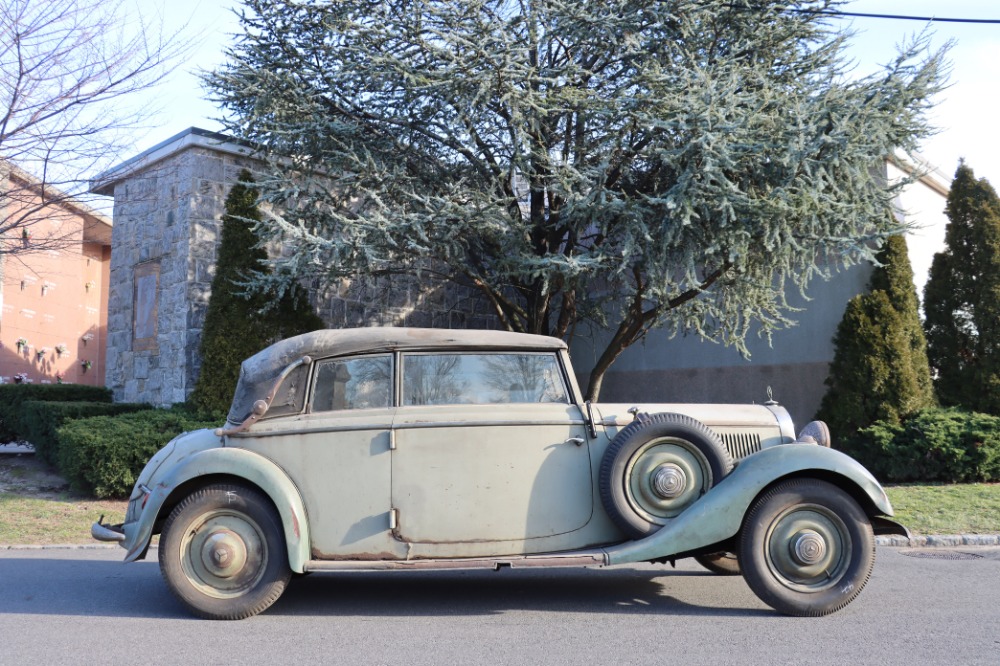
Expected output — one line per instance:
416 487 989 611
796 421 831 447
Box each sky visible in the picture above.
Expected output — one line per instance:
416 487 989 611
132 0 1000 186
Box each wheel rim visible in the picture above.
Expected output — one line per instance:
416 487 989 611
764 504 852 593
625 437 712 524
179 509 268 599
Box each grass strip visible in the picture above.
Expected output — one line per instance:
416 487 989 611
886 483 1000 535
0 493 125 545
2 484 999 546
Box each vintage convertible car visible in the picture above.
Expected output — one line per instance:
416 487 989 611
93 328 906 619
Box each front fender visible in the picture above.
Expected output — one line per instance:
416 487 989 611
604 444 893 565
123 447 311 573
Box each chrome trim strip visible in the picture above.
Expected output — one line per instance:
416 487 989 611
764 404 797 443
394 420 588 430
229 419 588 439
228 424 390 438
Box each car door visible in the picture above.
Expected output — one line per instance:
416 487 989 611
390 351 594 555
240 353 406 559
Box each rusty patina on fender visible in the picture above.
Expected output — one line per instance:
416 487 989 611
602 444 893 565
122 439 311 573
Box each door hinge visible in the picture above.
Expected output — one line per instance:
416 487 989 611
389 508 398 530
389 430 396 451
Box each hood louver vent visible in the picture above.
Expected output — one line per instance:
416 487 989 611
721 432 762 461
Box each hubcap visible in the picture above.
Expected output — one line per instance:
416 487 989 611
201 530 249 578
790 529 827 565
651 464 687 499
179 510 267 599
626 438 712 524
765 505 851 592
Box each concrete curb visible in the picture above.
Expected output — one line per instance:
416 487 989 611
876 534 1000 548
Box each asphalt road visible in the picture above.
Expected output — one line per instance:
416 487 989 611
0 546 998 665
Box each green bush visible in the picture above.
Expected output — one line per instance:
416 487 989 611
0 384 112 444
840 408 1000 483
20 401 151 466
817 235 935 435
56 407 222 498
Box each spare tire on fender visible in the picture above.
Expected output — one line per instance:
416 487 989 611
599 412 734 539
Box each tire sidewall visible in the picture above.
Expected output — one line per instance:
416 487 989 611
159 484 291 620
738 478 875 617
599 413 733 538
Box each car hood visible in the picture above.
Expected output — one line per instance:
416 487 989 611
592 402 794 432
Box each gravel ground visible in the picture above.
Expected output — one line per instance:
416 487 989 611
0 444 70 497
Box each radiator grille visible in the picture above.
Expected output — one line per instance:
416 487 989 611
720 432 762 461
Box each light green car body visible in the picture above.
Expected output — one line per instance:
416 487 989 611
100 328 899 576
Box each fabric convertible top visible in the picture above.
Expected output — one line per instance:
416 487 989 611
226 327 566 426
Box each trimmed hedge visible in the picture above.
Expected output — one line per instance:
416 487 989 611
0 384 112 443
839 408 1000 483
56 408 222 498
20 400 151 466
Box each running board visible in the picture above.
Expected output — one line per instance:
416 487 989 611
303 552 608 572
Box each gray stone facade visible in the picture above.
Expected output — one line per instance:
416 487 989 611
92 128 496 406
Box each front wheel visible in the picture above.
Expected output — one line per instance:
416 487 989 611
738 479 875 616
159 484 292 620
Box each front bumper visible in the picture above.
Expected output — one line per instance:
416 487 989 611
91 516 125 543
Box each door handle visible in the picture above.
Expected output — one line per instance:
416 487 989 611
564 436 586 447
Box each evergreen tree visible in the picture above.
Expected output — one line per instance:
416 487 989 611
817 235 935 435
190 170 325 414
207 0 945 400
924 163 1000 414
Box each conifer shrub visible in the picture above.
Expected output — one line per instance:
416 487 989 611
924 163 1000 415
19 400 151 466
817 235 935 435
0 384 112 444
840 408 1000 483
189 169 324 415
55 407 222 498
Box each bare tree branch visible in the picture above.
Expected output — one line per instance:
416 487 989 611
0 0 191 256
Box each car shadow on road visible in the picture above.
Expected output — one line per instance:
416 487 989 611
0 557 771 619
270 566 772 618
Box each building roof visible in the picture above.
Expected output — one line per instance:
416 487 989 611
889 153 951 198
4 162 113 244
88 127 254 196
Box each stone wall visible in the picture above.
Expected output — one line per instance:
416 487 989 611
102 133 496 406
105 146 252 404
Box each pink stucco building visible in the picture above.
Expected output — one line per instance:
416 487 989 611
0 165 112 386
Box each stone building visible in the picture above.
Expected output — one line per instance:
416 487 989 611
1 164 112 387
89 128 495 405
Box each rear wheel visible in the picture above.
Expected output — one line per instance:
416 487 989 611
159 484 291 620
738 479 875 616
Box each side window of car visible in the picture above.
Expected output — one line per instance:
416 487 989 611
402 353 568 406
311 355 392 412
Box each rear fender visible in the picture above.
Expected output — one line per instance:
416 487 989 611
124 447 310 573
603 444 893 565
